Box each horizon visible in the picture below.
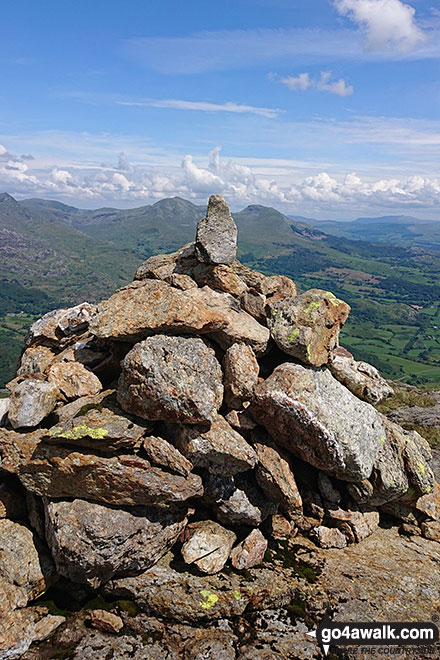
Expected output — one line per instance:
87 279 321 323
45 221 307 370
2 0 440 218
2 190 438 224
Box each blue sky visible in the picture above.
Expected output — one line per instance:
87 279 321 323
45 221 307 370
1 0 440 218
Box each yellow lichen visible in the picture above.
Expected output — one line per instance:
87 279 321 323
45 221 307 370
49 424 109 440
322 291 344 306
418 461 426 477
305 301 321 315
232 590 242 600
288 328 300 343
200 590 219 610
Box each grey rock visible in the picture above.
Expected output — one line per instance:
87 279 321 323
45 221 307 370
143 436 193 477
205 473 277 526
46 361 102 400
0 398 9 427
17 345 56 377
45 498 189 588
8 379 59 429
24 308 68 347
317 473 341 505
329 355 394 405
57 302 95 335
252 363 385 482
195 195 237 265
170 416 257 476
118 336 223 424
181 520 236 574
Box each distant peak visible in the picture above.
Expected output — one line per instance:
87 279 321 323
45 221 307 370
0 192 17 204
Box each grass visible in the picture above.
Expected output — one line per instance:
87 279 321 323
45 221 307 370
376 389 436 415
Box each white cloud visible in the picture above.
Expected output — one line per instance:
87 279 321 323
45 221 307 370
277 71 353 96
334 0 426 52
117 98 283 119
2 139 440 216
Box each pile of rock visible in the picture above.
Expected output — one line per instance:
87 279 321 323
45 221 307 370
0 195 438 658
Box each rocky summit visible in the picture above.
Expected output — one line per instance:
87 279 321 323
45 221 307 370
0 195 439 660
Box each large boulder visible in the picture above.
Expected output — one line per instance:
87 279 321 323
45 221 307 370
267 289 350 366
329 355 394 405
117 336 223 424
252 363 385 481
8 379 59 430
0 433 203 506
170 415 258 476
44 498 189 587
195 194 238 265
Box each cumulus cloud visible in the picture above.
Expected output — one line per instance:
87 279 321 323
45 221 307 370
334 0 426 52
2 141 440 213
277 71 353 96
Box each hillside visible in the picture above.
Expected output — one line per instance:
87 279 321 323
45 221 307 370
1 193 440 388
302 213 440 250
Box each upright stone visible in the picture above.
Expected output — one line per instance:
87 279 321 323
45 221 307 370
195 195 237 265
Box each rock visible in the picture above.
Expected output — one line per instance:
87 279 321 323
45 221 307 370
192 263 246 297
421 520 440 542
47 361 102 400
117 336 223 425
185 636 236 660
90 280 269 355
143 436 193 477
181 520 236 574
365 417 410 505
414 482 440 520
48 395 150 452
8 379 59 429
224 409 257 432
105 552 294 623
0 608 65 660
89 609 124 634
0 398 9 427
252 363 385 482
24 308 68 347
205 474 277 527
16 345 56 377
239 289 266 324
267 289 350 367
223 343 259 409
134 242 198 282
57 302 95 335
166 272 198 290
380 499 419 524
230 530 267 569
195 194 237 265
170 416 257 476
0 518 55 611
0 428 44 474
317 473 341 505
326 507 380 543
346 479 374 504
329 355 394 404
252 431 302 519
265 513 295 540
45 498 189 588
312 526 347 549
400 522 422 537
262 275 297 303
0 481 26 520
400 426 435 495
7 438 203 506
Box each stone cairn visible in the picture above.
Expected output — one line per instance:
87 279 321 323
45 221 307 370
0 195 438 657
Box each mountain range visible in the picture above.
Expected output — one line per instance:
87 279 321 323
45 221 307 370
1 192 440 389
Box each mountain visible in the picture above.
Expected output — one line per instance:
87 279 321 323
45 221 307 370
1 193 440 389
304 214 440 250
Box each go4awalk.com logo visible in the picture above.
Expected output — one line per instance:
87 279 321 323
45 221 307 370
307 614 439 655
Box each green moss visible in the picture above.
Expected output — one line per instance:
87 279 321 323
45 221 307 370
82 595 113 612
270 541 321 583
288 328 300 343
49 424 108 440
34 599 72 618
73 403 104 418
114 599 138 616
51 645 76 660
200 590 219 610
286 596 316 628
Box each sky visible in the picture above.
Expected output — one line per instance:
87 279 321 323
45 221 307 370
1 0 440 218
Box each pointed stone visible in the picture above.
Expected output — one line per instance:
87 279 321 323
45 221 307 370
195 195 237 265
